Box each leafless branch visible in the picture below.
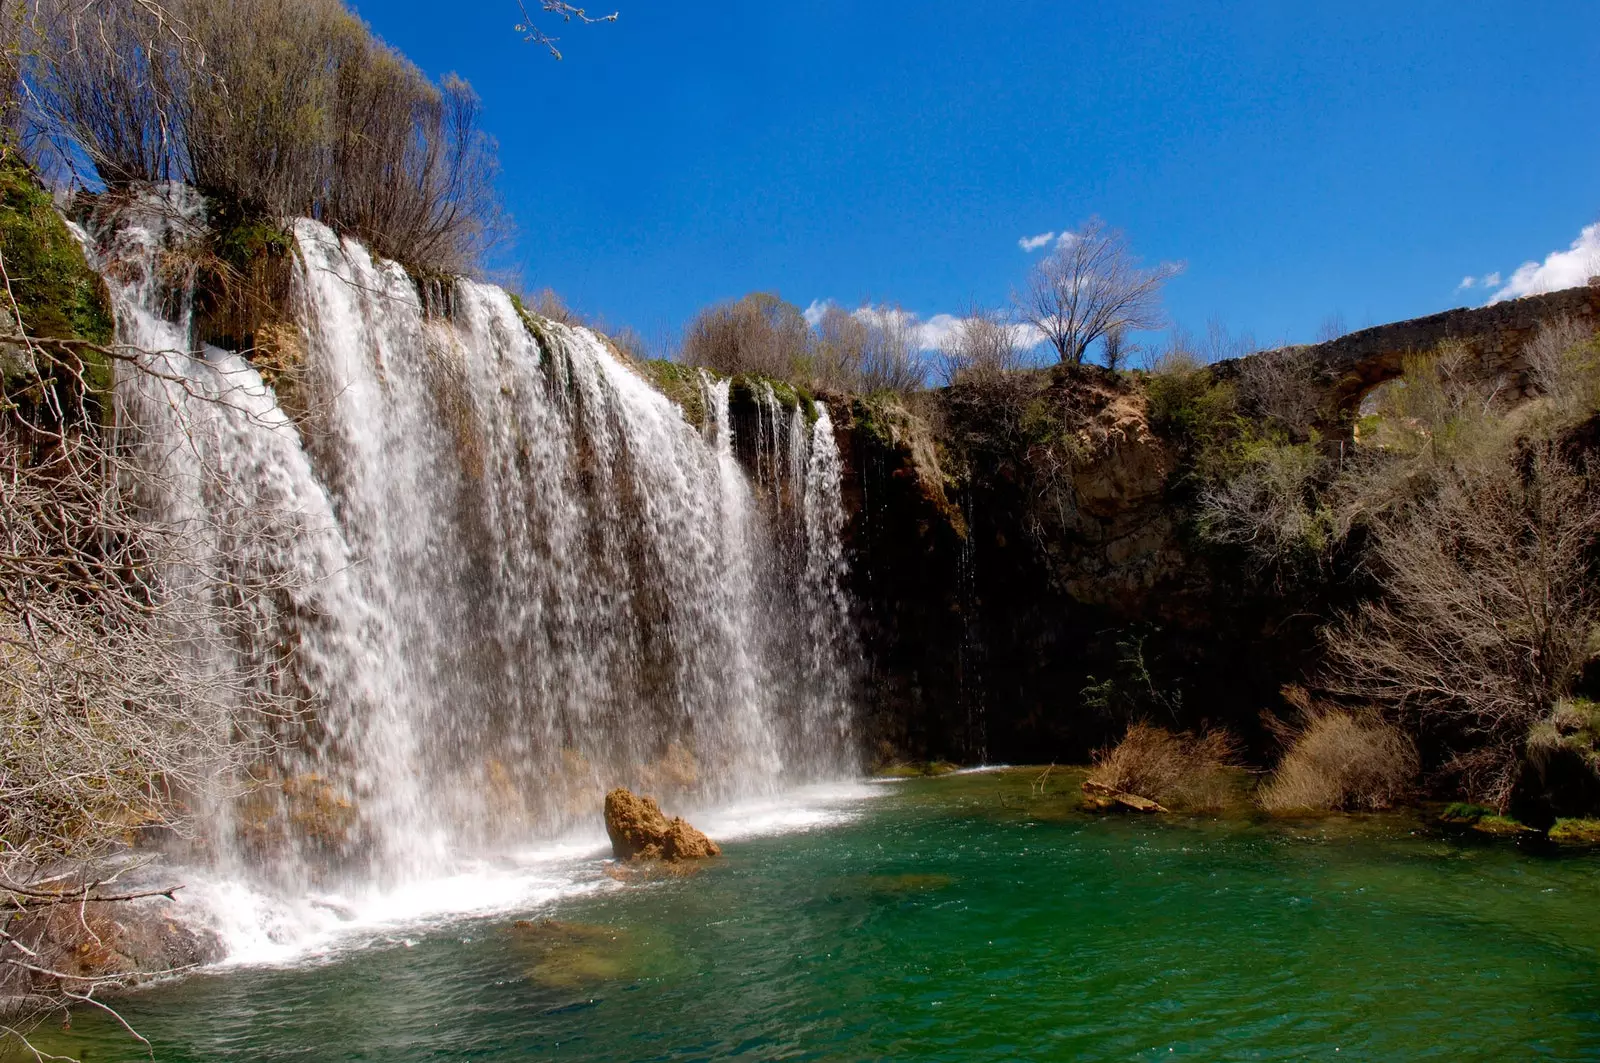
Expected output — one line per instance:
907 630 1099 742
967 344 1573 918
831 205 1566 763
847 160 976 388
514 0 617 60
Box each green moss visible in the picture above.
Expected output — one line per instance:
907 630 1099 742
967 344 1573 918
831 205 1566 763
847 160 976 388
1438 802 1495 824
1548 818 1600 844
1473 815 1536 836
729 373 818 425
205 193 293 272
875 761 961 778
0 149 116 420
639 359 710 427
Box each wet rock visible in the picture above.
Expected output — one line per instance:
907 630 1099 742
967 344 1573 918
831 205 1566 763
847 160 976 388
1081 779 1168 814
603 788 721 862
3 896 223 1003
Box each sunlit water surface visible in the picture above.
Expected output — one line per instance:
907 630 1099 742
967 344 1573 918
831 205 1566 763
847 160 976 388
34 770 1600 1061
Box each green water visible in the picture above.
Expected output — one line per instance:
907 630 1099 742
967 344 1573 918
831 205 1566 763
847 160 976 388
32 770 1600 1061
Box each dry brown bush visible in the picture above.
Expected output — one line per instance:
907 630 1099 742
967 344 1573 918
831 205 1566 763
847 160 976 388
1258 698 1417 813
682 292 811 381
1086 722 1240 811
1323 443 1600 806
936 303 1021 386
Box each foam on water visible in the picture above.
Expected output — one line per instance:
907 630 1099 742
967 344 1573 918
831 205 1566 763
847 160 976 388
169 781 881 968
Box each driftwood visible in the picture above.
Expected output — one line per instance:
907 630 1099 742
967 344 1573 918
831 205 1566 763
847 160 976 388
1081 779 1168 814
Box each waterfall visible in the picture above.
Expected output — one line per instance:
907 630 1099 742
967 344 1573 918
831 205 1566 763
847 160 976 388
77 191 861 910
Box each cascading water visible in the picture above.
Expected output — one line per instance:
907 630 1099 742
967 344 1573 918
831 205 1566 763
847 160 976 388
76 191 861 950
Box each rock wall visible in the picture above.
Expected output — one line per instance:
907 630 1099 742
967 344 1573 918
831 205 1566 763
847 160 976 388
835 289 1600 766
1258 282 1600 416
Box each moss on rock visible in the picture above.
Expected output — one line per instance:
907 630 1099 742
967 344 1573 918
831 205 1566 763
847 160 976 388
0 148 115 420
1548 818 1600 845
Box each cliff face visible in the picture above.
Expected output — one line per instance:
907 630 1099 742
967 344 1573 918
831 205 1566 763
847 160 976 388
837 285 1600 767
836 367 1313 766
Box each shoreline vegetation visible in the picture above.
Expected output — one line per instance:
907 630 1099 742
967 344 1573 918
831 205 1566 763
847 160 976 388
872 761 1600 846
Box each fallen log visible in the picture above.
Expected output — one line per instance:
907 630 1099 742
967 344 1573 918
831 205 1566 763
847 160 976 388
1082 779 1168 814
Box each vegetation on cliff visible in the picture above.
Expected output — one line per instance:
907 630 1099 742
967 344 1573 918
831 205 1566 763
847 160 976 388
19 0 500 273
0 142 290 1042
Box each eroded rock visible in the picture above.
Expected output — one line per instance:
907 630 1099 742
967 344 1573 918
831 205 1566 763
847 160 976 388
603 788 721 861
2 896 223 1005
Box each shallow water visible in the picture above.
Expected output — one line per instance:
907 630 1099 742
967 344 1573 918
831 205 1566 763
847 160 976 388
35 771 1600 1061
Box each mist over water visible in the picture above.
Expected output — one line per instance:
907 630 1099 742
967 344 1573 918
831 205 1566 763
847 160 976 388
80 191 860 958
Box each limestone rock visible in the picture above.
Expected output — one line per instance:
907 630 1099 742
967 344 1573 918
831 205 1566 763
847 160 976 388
603 787 721 861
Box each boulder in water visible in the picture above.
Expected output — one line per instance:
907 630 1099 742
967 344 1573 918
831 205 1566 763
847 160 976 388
603 788 720 861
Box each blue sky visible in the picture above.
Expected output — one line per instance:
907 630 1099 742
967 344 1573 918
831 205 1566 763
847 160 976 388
364 2 1600 356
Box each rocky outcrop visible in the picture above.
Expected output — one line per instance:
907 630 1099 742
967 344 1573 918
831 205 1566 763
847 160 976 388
603 788 720 861
1233 282 1600 424
1 896 223 1007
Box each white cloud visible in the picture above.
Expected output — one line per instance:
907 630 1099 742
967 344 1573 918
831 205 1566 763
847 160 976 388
1483 271 1502 288
1458 276 1476 289
1487 222 1600 304
805 300 1048 352
916 312 964 351
1018 231 1056 252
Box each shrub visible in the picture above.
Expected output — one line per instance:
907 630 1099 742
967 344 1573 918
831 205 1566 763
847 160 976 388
1197 430 1335 575
22 0 500 272
1322 443 1600 807
1258 703 1417 813
1086 722 1240 811
681 292 812 382
1143 347 1237 451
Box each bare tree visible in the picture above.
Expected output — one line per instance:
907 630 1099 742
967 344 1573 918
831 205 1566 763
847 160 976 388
681 292 811 381
1322 444 1600 808
22 0 503 271
938 303 1021 385
0 158 298 1050
1315 312 1349 343
514 1 617 59
1100 324 1127 372
1015 218 1182 365
854 303 927 394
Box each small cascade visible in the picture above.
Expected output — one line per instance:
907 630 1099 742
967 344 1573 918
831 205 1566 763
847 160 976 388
76 189 862 918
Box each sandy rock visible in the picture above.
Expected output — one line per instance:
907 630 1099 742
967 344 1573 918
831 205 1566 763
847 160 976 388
603 788 721 861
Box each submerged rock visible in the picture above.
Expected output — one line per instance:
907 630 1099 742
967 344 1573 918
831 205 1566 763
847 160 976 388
603 788 721 861
509 919 636 989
